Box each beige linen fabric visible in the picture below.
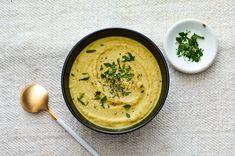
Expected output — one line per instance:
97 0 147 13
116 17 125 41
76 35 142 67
1 0 235 155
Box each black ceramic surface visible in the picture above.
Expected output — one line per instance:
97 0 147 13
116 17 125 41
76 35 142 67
61 28 169 134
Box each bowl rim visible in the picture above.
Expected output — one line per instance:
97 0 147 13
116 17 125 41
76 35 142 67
61 27 170 134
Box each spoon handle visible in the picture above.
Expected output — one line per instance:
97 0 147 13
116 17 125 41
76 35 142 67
56 118 100 156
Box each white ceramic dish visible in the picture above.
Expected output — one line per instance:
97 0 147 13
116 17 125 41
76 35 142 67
164 19 218 74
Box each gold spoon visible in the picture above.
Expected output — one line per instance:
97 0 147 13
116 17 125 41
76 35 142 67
20 84 100 156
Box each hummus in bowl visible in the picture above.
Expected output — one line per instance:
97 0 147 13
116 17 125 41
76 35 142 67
62 28 169 134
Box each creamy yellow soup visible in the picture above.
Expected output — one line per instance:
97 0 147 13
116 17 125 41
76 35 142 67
69 36 162 129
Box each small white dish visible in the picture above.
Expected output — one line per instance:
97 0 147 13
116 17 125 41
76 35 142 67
164 19 218 74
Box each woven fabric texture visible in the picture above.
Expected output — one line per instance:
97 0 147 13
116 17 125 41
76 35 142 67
1 0 235 155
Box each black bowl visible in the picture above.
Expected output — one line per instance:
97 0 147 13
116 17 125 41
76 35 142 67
61 28 169 134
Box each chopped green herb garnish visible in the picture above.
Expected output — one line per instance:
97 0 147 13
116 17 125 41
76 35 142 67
80 93 85 99
122 52 135 62
100 57 135 97
126 113 130 118
71 73 75 77
77 93 87 105
77 98 85 105
117 58 121 68
100 73 106 79
94 96 101 100
79 73 90 81
104 62 116 71
100 44 104 46
93 91 101 100
176 31 204 62
93 91 109 108
123 104 131 110
121 73 134 81
122 91 131 96
86 49 96 53
100 96 107 108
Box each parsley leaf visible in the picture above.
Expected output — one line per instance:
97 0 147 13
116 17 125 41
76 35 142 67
100 96 107 108
77 93 87 105
79 73 90 81
123 104 131 110
86 49 96 53
93 91 101 100
126 113 131 118
176 31 204 62
122 52 135 62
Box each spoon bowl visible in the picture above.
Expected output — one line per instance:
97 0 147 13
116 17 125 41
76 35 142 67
20 84 49 113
